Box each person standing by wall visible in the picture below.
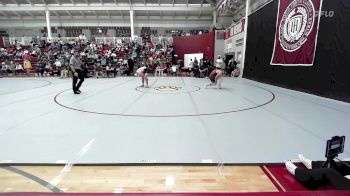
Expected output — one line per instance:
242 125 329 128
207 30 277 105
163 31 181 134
216 55 225 70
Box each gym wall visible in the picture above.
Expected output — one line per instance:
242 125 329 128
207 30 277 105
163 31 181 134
173 32 215 62
243 0 350 102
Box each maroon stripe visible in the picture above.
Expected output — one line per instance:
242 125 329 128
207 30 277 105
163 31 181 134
260 165 283 192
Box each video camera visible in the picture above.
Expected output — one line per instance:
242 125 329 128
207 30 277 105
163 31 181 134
323 136 346 169
325 136 345 158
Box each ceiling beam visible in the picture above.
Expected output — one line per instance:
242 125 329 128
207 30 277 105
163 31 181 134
52 10 60 18
93 10 98 19
12 11 21 17
119 10 124 19
65 10 73 18
232 3 245 16
206 0 215 7
216 0 224 9
25 0 34 5
0 11 9 17
79 10 86 18
25 11 34 17
11 0 19 5
0 5 213 11
106 10 111 19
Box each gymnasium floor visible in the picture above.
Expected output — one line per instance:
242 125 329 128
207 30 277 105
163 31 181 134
0 76 349 164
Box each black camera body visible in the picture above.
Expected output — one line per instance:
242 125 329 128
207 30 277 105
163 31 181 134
325 136 345 158
323 136 346 169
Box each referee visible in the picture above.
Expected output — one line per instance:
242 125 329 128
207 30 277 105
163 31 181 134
69 50 84 94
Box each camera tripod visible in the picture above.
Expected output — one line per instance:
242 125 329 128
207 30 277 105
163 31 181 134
322 155 339 169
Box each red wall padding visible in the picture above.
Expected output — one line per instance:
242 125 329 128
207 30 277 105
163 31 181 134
172 32 215 62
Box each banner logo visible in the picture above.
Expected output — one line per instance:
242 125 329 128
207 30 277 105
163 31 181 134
154 86 182 91
279 0 315 52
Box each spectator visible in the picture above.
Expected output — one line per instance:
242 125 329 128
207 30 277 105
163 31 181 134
8 61 15 76
95 63 103 78
61 61 69 79
216 55 225 70
1 62 8 76
55 58 62 76
127 57 134 76
193 58 199 77
106 63 116 78
45 61 53 76
23 58 32 75
37 59 45 77
14 62 23 76
199 59 208 78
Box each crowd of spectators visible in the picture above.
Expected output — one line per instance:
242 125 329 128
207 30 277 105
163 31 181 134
0 38 176 78
1 34 239 78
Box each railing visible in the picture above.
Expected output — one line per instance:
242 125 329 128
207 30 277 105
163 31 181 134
8 37 34 46
94 37 145 45
150 36 173 45
48 37 81 43
3 36 173 47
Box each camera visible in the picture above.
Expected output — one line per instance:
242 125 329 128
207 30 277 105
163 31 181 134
325 136 345 158
323 136 345 169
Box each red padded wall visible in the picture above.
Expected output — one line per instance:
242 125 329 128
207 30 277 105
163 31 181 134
172 32 215 62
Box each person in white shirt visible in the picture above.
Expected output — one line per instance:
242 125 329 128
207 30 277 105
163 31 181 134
55 58 62 77
55 59 62 69
14 62 23 75
216 55 225 70
60 61 69 79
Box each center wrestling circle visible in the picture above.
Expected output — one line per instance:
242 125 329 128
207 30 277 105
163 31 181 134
54 82 275 117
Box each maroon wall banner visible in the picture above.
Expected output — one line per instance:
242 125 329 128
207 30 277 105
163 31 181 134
270 0 323 66
173 32 214 62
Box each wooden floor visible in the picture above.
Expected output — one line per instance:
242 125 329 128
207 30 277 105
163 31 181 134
0 166 277 193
